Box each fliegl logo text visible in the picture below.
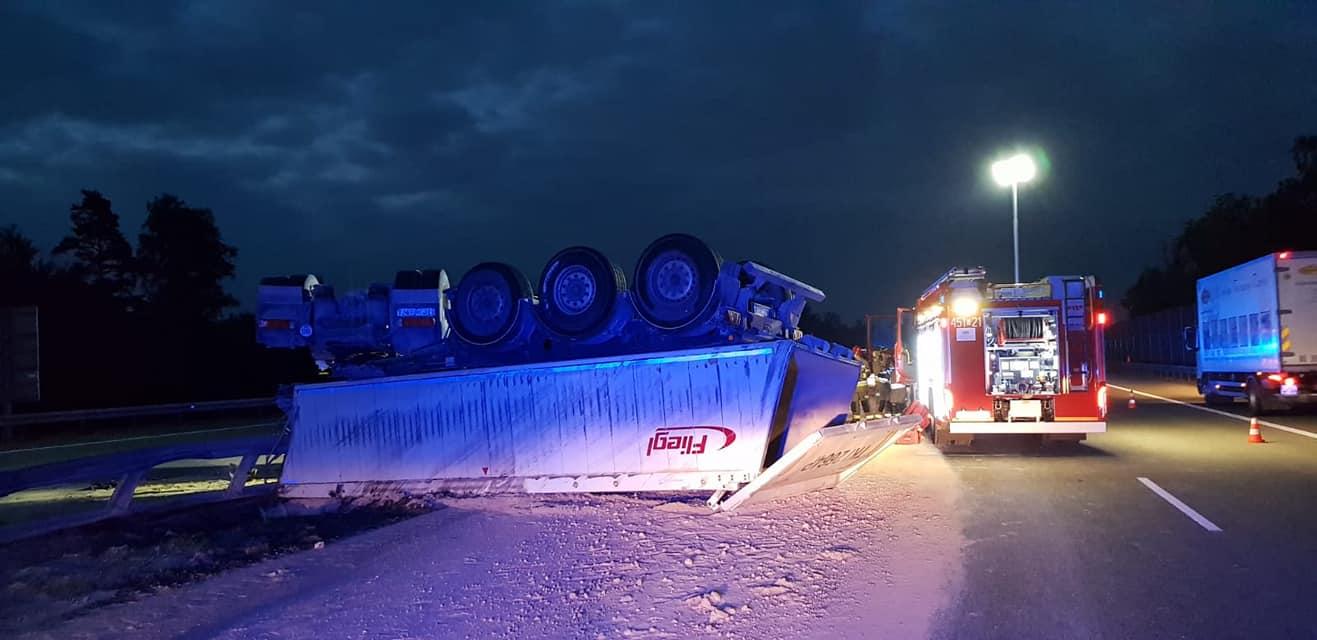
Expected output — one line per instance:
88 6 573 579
646 426 737 456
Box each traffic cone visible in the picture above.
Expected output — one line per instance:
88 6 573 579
1127 392 1136 409
1248 418 1265 444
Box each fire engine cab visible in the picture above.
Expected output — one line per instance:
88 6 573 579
909 268 1108 447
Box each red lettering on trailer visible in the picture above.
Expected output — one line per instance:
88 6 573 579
645 426 737 456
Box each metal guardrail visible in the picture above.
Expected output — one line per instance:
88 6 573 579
1113 362 1197 382
0 397 276 428
0 433 286 544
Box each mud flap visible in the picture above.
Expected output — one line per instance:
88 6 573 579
713 414 922 512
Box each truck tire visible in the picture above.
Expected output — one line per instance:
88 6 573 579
632 233 723 330
1247 379 1268 417
450 262 534 346
537 246 626 339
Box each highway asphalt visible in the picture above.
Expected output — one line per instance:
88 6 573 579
932 373 1317 639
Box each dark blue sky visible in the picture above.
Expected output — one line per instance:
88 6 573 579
1 1 1313 318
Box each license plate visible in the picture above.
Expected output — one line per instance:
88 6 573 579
1282 382 1300 397
1009 400 1042 420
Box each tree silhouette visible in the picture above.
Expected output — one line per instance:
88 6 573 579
53 190 136 302
799 308 867 347
136 194 238 324
2 197 313 410
0 225 41 279
0 225 52 306
1124 135 1317 316
1292 136 1317 177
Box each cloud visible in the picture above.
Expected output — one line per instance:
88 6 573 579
0 1 1314 317
374 190 453 210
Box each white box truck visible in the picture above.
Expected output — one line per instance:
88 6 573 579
1192 251 1317 414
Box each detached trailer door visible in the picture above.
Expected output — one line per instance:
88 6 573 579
1278 252 1317 369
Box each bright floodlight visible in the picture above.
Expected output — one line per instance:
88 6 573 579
991 153 1037 187
951 296 980 318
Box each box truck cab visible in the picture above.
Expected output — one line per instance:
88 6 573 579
1193 251 1317 414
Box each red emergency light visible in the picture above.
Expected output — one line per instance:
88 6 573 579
1096 312 1107 326
1279 251 1292 259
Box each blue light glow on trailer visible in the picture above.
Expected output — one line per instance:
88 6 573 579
545 347 776 374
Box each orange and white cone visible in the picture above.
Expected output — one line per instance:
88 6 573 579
1248 418 1265 444
1127 392 1136 409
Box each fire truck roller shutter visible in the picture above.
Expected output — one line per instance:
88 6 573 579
450 262 535 346
537 246 627 339
632 233 724 330
1002 316 1045 341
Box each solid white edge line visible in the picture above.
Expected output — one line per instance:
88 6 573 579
1109 384 1317 440
1137 477 1223 532
0 420 282 455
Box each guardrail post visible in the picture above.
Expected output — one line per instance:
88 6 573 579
226 452 260 497
108 470 144 516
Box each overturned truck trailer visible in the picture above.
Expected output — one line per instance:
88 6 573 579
262 234 917 511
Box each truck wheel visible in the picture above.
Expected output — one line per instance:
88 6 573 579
537 246 625 339
632 233 722 330
1247 380 1268 417
450 262 533 346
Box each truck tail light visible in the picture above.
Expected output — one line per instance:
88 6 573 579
401 317 437 328
1096 312 1107 326
259 318 293 330
1097 384 1107 414
1285 377 1296 386
1267 373 1284 383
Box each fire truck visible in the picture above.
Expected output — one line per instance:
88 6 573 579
907 268 1108 448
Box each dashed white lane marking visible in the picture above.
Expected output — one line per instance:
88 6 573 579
0 421 281 455
1137 477 1223 532
1109 384 1317 441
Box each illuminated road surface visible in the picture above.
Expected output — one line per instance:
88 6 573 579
14 372 1317 639
14 443 963 640
931 372 1317 639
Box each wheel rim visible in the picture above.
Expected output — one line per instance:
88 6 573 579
554 265 596 316
649 251 697 306
467 283 508 325
537 246 624 338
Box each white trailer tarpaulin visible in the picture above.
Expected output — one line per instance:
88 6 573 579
280 340 885 509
